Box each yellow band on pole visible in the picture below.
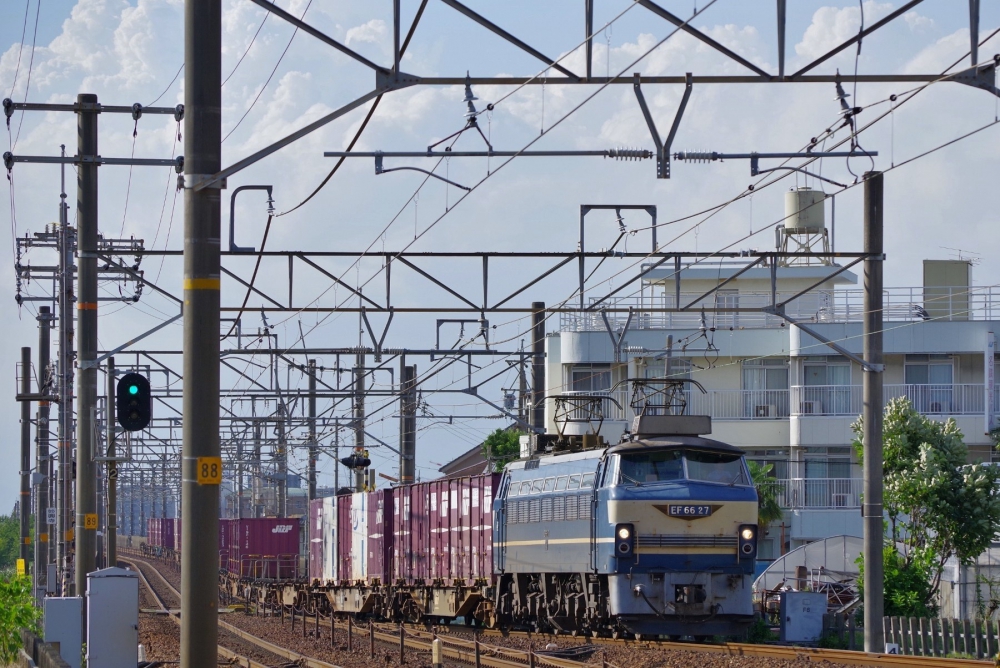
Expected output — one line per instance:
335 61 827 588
184 278 221 290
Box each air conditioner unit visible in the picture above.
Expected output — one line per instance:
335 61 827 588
799 401 822 415
754 404 777 418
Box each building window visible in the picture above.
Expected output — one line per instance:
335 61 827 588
742 359 789 418
801 356 852 415
904 354 953 413
571 365 611 393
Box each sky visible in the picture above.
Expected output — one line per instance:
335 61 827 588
1 0 999 510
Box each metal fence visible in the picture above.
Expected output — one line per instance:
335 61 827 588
790 384 991 416
763 478 863 509
560 286 1000 332
882 616 1000 660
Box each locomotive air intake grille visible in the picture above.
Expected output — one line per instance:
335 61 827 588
636 535 738 549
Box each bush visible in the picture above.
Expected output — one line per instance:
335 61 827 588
745 615 776 644
0 570 40 664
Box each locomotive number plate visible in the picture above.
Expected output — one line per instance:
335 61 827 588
668 505 713 517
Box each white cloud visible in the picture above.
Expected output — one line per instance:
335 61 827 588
795 1 894 61
345 19 386 47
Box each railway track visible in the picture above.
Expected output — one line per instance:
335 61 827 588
123 553 342 668
389 621 997 668
127 552 994 668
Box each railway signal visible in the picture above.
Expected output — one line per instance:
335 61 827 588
117 372 151 431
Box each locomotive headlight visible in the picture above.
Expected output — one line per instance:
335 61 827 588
738 523 758 560
614 523 635 558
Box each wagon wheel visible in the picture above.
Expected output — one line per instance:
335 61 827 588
402 598 422 624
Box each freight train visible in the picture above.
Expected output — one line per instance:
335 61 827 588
214 407 761 638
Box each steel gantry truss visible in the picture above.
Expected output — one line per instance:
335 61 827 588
8 1 1000 660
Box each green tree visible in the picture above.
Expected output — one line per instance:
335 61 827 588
852 397 1000 611
747 461 784 526
482 429 523 472
0 571 40 664
858 544 938 617
0 513 20 570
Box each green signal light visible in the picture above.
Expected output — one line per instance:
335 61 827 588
129 385 139 395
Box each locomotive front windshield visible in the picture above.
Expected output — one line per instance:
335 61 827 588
619 449 748 485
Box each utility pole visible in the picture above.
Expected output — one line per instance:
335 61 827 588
106 357 117 567
276 407 287 516
180 0 222 660
36 306 52 596
75 92 99 596
307 359 317 500
57 146 75 595
20 347 32 565
862 171 884 653
531 302 546 433
399 364 416 484
354 361 366 492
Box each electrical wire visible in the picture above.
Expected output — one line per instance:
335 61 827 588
223 11 269 87
6 0 31 99
10 0 42 151
222 0 314 144
147 64 184 107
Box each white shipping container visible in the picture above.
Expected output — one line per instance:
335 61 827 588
350 492 368 581
322 496 338 582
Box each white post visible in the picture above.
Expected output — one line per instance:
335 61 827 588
986 331 995 435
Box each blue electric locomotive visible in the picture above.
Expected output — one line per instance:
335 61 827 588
493 412 758 638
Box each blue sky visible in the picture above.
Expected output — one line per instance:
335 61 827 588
1 0 999 508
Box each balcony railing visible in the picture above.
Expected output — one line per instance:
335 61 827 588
567 385 999 423
790 384 993 416
560 286 1000 332
762 477 863 509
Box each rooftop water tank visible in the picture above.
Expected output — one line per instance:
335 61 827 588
784 187 825 231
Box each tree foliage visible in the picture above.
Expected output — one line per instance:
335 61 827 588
0 570 39 664
852 397 1000 611
0 513 21 571
747 461 784 526
482 429 523 472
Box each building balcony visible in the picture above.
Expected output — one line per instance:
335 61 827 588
790 384 998 417
763 477 863 509
563 385 998 425
559 286 1000 332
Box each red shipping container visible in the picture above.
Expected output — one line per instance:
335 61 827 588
391 474 499 584
308 499 324 582
147 518 158 547
337 493 361 583
226 518 299 579
366 489 393 585
174 517 183 554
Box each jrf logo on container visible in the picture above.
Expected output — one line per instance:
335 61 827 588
272 525 294 534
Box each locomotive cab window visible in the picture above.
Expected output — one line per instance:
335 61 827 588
619 450 683 484
567 474 581 490
685 450 747 485
581 473 596 489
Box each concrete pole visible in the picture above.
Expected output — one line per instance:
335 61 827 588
531 302 546 433
308 360 317 500
862 171 885 652
75 92 99 595
399 364 417 484
57 146 75 595
276 408 287 516
106 357 117 567
354 362 366 492
36 306 52 593
20 347 32 565
181 0 222 659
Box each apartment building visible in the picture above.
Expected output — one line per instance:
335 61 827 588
543 189 998 560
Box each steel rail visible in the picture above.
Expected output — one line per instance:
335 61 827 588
123 555 273 668
395 623 993 668
124 553 344 668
